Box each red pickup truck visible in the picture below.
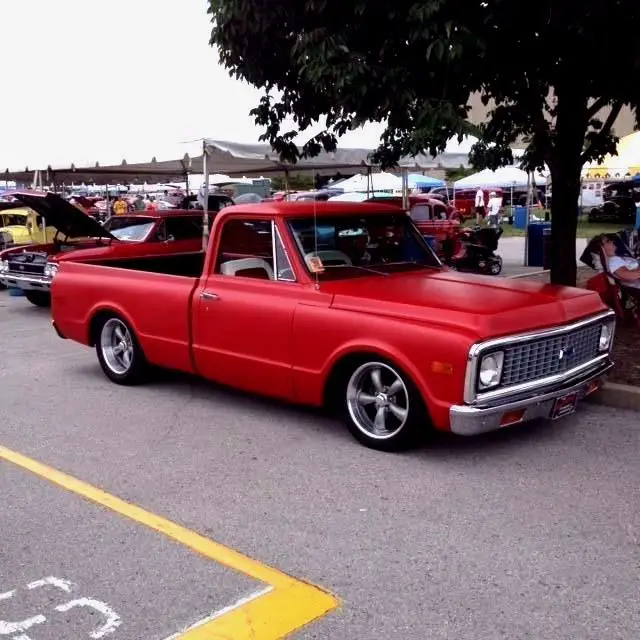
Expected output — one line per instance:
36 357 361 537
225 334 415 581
50 201 615 451
0 192 204 307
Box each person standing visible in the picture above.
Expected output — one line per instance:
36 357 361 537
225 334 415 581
112 195 129 216
474 188 486 224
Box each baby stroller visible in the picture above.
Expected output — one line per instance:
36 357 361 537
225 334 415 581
447 226 504 275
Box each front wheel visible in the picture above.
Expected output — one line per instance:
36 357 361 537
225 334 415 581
343 360 427 451
96 316 148 385
25 291 51 307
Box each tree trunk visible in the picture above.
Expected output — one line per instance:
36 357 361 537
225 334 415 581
548 91 588 287
549 163 581 286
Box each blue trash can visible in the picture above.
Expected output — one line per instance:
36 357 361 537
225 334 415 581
527 222 551 267
514 206 528 230
636 205 640 230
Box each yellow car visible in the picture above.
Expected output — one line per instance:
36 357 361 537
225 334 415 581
0 207 58 245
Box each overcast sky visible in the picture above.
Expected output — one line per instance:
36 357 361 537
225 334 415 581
0 0 476 169
0 0 386 167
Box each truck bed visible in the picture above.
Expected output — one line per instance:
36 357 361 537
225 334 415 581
52 254 205 374
84 251 205 278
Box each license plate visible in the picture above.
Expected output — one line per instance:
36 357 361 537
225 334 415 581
551 393 579 420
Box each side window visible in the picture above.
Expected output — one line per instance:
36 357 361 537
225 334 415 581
216 219 275 280
215 219 295 282
165 216 202 240
274 226 295 281
410 204 431 222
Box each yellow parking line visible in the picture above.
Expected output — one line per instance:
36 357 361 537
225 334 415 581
0 446 338 639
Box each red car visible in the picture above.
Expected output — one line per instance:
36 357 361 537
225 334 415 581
50 201 614 451
365 194 461 258
0 192 204 307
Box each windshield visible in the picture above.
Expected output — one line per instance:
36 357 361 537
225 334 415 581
103 217 155 241
287 213 441 280
0 213 28 227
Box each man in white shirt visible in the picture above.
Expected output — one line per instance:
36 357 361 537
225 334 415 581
487 191 502 227
602 235 640 288
474 188 485 224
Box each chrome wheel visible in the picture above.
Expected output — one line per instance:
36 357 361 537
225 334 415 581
346 362 410 440
100 318 134 375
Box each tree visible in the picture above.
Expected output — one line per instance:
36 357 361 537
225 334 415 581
209 0 640 285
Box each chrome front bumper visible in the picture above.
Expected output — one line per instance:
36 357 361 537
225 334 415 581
449 359 613 436
0 273 51 292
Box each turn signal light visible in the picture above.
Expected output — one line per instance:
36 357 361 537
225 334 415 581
430 361 453 375
499 409 525 427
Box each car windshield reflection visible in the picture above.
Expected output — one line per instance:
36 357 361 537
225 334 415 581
287 213 441 280
103 218 155 241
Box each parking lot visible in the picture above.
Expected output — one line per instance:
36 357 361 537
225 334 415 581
1 292 639 639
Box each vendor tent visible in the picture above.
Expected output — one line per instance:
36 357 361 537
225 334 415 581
584 131 640 179
333 171 402 192
407 173 445 188
454 166 547 189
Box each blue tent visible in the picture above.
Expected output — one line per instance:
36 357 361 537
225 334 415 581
407 173 445 189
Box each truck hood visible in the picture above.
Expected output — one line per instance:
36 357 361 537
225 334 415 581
322 269 606 340
7 191 117 241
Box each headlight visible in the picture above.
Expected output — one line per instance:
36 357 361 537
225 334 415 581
478 351 504 390
44 263 59 278
0 260 8 274
599 322 614 352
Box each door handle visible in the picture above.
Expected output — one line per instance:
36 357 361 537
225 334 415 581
200 291 219 301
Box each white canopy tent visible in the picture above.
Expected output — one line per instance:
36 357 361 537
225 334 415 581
454 166 548 189
332 171 402 193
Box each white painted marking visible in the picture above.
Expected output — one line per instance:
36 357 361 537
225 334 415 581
0 592 14 602
54 598 121 639
27 577 73 593
12 635 33 640
162 586 273 640
0 615 46 636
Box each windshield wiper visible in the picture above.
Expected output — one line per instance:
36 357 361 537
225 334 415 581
323 264 389 277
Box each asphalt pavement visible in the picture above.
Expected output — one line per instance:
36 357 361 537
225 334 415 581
0 293 638 639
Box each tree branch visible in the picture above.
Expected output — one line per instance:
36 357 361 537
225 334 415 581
580 100 623 164
586 97 609 119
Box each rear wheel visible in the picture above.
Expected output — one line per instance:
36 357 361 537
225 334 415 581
343 360 426 451
96 316 148 385
25 291 51 307
489 257 503 275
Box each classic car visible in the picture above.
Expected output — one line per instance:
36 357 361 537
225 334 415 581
588 181 639 224
48 201 615 451
0 192 205 307
0 201 58 246
364 194 461 258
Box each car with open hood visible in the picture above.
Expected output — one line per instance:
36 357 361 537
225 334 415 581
49 201 615 451
0 191 205 306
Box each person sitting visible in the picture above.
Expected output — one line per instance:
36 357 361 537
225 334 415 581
601 234 640 288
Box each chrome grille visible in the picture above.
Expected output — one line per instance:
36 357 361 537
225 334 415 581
501 323 602 387
7 262 45 276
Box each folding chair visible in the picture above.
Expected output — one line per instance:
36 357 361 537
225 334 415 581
586 245 640 327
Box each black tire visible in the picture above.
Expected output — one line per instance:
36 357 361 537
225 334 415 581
489 257 503 275
341 359 428 451
25 291 51 307
95 315 148 385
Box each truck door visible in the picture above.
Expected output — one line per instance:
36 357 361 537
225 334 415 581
191 217 300 400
